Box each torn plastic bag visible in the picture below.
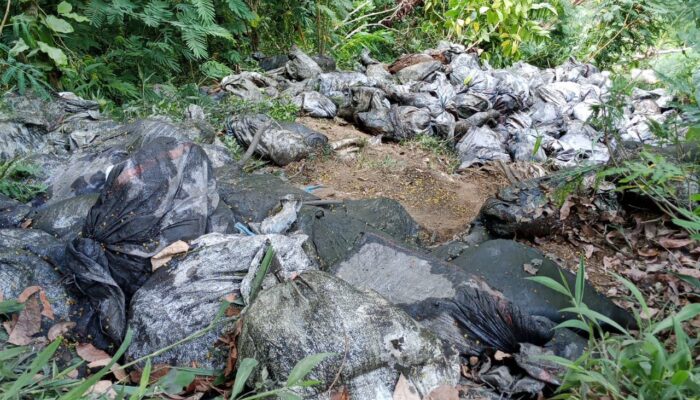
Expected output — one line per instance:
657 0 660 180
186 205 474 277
505 112 533 130
0 194 31 228
332 233 573 357
509 129 547 163
452 68 498 94
317 72 372 99
61 137 219 347
126 233 316 368
448 53 482 85
553 122 609 167
46 148 129 204
411 73 457 109
238 270 460 399
446 239 635 331
572 99 601 122
536 82 583 107
432 111 456 139
387 91 444 116
390 105 431 140
249 195 302 235
491 70 531 112
1 228 76 323
296 198 421 268
216 169 317 223
225 114 328 166
293 91 337 118
338 86 388 120
29 194 99 240
450 93 491 118
286 46 323 81
221 72 279 102
456 126 511 169
395 60 442 84
454 110 501 138
529 101 565 137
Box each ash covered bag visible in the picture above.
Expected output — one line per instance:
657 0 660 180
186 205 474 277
61 137 219 348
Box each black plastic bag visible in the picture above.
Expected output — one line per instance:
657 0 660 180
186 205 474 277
61 137 219 347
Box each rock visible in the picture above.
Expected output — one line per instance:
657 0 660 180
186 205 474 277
238 270 460 399
312 54 336 72
126 233 316 368
296 198 421 267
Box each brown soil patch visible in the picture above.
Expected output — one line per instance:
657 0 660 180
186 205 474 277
280 117 509 242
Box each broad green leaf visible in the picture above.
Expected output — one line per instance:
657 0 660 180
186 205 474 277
671 370 690 385
286 353 336 387
57 1 72 14
63 12 89 23
43 15 74 33
231 358 258 399
158 368 196 395
9 39 29 56
37 42 68 66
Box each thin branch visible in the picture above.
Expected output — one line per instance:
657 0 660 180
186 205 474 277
0 0 11 37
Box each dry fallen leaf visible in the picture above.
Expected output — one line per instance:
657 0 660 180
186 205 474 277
584 244 597 259
640 307 659 320
494 350 512 361
111 364 128 381
8 292 42 345
76 343 111 364
677 267 700 279
330 386 350 400
151 240 190 271
393 374 420 400
425 385 459 400
20 218 33 229
86 380 116 399
17 286 54 320
658 237 693 249
559 198 574 220
48 321 76 341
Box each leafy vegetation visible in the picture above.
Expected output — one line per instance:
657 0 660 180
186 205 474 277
530 260 700 400
0 158 46 203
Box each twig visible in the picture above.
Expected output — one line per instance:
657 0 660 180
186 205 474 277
0 0 10 39
325 332 349 395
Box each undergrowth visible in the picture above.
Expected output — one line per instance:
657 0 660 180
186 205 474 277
531 260 700 399
0 159 46 203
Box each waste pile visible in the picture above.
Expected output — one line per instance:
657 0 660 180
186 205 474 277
0 43 659 399
221 43 678 170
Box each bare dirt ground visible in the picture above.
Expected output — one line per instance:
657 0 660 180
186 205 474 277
281 117 509 242
269 118 696 317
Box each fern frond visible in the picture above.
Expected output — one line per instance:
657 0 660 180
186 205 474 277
190 0 215 24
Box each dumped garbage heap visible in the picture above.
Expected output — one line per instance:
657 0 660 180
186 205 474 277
221 43 677 170
0 43 655 398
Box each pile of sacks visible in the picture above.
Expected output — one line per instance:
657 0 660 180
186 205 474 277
220 43 677 170
1 88 635 398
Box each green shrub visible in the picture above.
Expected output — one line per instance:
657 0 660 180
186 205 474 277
531 260 700 400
